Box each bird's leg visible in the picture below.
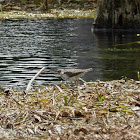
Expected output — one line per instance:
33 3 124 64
75 80 79 87
65 81 70 88
70 81 74 87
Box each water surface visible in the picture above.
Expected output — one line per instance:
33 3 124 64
0 18 140 89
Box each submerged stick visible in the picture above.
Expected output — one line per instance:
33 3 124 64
26 67 46 92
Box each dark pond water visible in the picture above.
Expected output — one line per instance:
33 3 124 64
0 18 140 89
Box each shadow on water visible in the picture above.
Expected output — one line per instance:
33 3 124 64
0 18 140 89
94 31 140 81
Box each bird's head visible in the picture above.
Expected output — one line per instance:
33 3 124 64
57 69 64 74
88 68 93 71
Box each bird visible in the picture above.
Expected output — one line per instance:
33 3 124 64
57 68 93 85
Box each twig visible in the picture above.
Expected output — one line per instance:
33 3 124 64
14 111 29 125
1 0 11 11
79 78 88 84
54 84 64 93
26 67 46 93
12 98 23 107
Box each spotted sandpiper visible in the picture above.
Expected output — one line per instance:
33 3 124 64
57 68 93 84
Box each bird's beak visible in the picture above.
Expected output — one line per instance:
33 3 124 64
54 72 59 74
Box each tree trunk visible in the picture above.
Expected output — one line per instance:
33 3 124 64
94 0 140 29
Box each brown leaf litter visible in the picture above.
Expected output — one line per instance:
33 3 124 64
0 79 139 139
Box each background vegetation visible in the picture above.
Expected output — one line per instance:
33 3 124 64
0 0 97 11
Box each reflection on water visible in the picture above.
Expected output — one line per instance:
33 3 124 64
94 31 140 81
0 18 140 89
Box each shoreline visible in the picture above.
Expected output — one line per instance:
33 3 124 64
0 9 96 19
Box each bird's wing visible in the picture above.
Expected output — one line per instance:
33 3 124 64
64 71 84 77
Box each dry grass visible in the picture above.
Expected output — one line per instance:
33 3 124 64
0 79 139 139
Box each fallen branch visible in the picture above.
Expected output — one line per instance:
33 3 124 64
26 67 46 92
